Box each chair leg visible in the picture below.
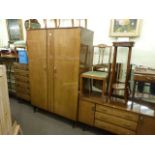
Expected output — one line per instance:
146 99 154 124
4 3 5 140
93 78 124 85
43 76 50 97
125 88 129 104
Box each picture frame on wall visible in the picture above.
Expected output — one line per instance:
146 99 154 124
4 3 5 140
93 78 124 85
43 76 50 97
109 19 141 37
6 19 23 42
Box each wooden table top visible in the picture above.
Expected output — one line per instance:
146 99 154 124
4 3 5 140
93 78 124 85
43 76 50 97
134 67 155 76
80 95 155 117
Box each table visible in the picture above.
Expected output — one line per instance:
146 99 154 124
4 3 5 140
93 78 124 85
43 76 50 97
109 42 134 103
131 67 155 108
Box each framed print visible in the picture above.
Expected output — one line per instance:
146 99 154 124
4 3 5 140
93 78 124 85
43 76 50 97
7 19 23 42
109 19 141 37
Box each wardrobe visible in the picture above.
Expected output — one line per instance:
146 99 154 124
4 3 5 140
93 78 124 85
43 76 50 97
27 27 94 120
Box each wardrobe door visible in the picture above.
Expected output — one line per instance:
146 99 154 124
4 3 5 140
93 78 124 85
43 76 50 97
47 30 54 112
53 29 80 120
27 30 48 110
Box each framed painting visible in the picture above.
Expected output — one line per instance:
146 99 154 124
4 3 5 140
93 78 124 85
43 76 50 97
109 19 141 37
6 19 23 42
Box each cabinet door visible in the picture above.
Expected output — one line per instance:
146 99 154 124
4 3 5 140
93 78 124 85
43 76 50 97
78 100 95 126
27 30 48 110
53 29 80 120
137 115 155 135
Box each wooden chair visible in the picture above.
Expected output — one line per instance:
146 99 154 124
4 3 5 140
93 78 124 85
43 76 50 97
92 44 112 94
80 44 112 98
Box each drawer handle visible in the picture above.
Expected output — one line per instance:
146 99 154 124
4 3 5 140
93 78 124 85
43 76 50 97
91 107 95 112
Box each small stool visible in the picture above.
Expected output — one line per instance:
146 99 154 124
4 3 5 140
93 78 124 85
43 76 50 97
80 71 108 97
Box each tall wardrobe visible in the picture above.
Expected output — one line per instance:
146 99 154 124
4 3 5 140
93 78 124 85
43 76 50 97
27 27 94 120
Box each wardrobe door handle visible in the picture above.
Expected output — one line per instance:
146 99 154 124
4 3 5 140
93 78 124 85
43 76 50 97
54 67 57 74
48 33 52 36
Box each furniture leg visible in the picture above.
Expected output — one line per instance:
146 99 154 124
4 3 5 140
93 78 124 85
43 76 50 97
102 80 106 98
131 81 136 109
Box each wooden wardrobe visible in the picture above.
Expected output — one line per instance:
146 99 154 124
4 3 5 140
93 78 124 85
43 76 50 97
27 27 93 121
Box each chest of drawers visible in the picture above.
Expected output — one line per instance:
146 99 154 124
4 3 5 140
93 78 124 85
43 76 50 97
95 104 139 134
78 95 155 135
13 63 30 101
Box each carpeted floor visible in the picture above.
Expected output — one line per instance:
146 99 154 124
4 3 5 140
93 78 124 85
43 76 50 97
10 97 112 135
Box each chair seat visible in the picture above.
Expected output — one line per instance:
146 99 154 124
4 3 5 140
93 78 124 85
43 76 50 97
81 71 108 80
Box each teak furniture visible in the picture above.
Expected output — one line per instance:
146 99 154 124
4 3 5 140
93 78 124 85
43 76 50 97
109 42 134 103
27 27 93 121
92 44 112 93
13 62 30 101
132 67 155 108
80 44 112 99
78 41 155 134
78 96 155 135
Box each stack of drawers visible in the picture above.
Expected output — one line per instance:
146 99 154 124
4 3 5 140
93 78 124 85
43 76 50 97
13 63 30 101
95 104 139 134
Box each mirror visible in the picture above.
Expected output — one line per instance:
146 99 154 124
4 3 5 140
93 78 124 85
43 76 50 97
7 19 23 42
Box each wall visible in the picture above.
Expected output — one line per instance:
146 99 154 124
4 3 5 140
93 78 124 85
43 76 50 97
0 20 9 47
1 19 155 68
88 18 155 68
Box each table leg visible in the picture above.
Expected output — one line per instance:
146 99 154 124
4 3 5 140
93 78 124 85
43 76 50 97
131 80 136 109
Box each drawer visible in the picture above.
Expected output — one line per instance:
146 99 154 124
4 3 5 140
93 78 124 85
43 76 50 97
14 63 28 70
14 75 29 83
95 112 137 131
96 105 139 122
14 69 29 76
95 119 135 135
134 74 155 82
16 81 30 89
16 87 30 95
